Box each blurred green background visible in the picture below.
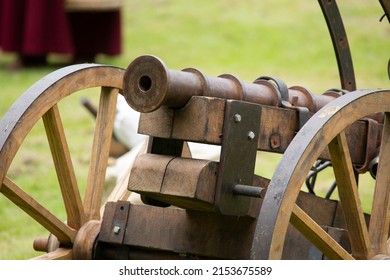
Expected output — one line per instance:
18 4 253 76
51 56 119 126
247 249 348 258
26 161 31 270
0 0 388 259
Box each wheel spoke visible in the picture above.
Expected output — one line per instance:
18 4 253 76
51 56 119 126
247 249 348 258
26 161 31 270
328 131 373 259
43 105 86 229
369 112 390 254
32 248 72 260
1 177 76 243
291 204 354 260
84 87 118 220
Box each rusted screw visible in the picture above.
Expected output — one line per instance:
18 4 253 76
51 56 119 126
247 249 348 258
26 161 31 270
291 95 299 106
270 133 281 149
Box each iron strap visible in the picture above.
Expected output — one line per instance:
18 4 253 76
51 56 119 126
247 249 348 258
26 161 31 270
318 0 356 91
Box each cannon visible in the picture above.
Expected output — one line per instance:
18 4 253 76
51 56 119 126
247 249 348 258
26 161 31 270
0 0 389 260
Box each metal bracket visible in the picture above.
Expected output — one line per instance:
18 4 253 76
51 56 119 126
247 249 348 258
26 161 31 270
355 118 380 174
98 201 131 245
215 100 261 216
256 75 310 129
95 201 131 259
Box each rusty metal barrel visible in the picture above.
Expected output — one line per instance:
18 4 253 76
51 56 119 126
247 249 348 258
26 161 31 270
123 55 337 113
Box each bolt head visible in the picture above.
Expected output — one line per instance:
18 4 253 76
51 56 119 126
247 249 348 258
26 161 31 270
234 114 242 123
248 131 256 140
113 226 121 234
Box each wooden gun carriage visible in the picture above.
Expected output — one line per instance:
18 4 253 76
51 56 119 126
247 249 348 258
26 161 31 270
0 1 389 260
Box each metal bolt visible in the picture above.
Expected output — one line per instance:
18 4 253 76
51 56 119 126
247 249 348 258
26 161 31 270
234 114 242 123
113 226 121 234
247 131 256 140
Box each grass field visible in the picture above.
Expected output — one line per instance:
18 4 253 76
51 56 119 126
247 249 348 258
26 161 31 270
0 0 389 259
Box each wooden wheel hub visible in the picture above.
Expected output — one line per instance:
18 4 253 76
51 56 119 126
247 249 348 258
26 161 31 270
72 220 101 260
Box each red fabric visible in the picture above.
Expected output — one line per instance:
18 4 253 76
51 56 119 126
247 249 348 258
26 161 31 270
0 0 122 56
67 11 122 57
0 0 74 55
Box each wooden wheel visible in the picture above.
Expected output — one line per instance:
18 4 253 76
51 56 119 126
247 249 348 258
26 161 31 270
0 64 132 259
251 88 390 260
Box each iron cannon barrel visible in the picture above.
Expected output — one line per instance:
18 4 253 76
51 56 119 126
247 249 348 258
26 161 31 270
123 55 337 113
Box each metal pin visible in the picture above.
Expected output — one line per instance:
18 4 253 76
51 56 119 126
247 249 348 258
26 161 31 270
233 184 265 198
